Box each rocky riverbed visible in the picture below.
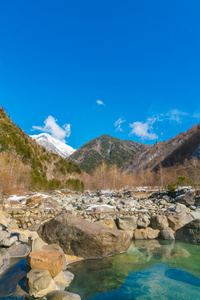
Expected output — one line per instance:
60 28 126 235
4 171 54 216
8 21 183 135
0 186 200 298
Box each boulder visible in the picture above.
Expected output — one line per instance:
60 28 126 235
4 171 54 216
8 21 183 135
175 203 190 215
160 228 175 240
137 215 150 228
47 290 81 300
190 212 200 220
27 250 64 277
32 236 48 251
116 216 137 231
8 243 31 257
40 197 60 211
38 212 130 259
98 219 117 229
54 270 74 290
178 194 195 206
0 234 18 247
26 196 43 208
64 254 83 264
27 269 56 297
168 213 195 231
151 215 169 230
175 219 200 244
0 212 9 227
42 244 67 270
134 228 160 239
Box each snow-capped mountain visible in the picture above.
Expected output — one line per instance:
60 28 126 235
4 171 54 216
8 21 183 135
30 133 76 158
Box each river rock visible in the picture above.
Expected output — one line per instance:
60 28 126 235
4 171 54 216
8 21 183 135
168 213 194 231
65 254 83 264
0 212 9 227
98 219 117 229
27 269 56 297
178 194 195 206
175 203 190 215
54 270 74 290
27 250 64 277
151 215 169 230
8 243 31 257
160 228 175 240
137 215 150 228
42 244 67 270
134 228 160 239
0 234 18 247
47 290 81 300
116 216 137 231
32 236 48 251
38 212 130 259
175 219 200 243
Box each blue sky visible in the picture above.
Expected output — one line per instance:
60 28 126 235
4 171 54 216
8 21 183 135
0 0 200 149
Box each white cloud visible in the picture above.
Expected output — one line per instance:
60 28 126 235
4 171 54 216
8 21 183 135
193 112 200 119
129 121 158 140
128 108 191 140
32 115 71 142
114 118 126 132
167 109 188 123
96 100 105 105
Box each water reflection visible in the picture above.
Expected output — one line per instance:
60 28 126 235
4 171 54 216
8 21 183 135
67 241 200 300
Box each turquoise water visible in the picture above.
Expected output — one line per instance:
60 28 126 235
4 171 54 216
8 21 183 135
0 240 200 299
67 240 200 300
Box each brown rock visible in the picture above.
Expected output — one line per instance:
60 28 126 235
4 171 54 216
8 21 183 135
38 212 130 259
27 250 64 277
134 227 160 239
65 254 83 264
98 219 117 229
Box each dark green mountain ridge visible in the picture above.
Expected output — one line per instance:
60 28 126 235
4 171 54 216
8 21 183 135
68 134 146 174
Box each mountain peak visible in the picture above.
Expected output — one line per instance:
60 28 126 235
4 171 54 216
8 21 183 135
69 134 146 173
30 133 76 158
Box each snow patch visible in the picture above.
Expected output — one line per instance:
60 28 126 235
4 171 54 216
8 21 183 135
30 133 76 158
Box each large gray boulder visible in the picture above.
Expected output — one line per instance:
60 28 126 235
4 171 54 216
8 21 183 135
168 213 194 231
151 215 169 230
38 212 130 259
178 193 195 206
116 216 137 231
160 228 175 240
175 219 200 244
26 269 56 297
137 215 150 228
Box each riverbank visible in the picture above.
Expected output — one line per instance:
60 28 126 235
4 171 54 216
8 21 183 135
0 186 200 298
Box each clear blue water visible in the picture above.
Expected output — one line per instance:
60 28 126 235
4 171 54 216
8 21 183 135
67 240 200 300
0 240 200 299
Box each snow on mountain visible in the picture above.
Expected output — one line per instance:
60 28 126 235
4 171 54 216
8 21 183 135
30 133 76 158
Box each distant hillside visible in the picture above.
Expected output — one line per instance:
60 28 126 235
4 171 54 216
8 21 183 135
69 134 146 174
30 133 76 158
123 124 200 174
0 106 82 193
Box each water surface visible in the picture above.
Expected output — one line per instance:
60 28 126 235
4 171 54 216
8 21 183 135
0 240 200 300
67 240 200 300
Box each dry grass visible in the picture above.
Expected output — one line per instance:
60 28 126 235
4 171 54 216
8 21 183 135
0 152 31 195
83 159 200 191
